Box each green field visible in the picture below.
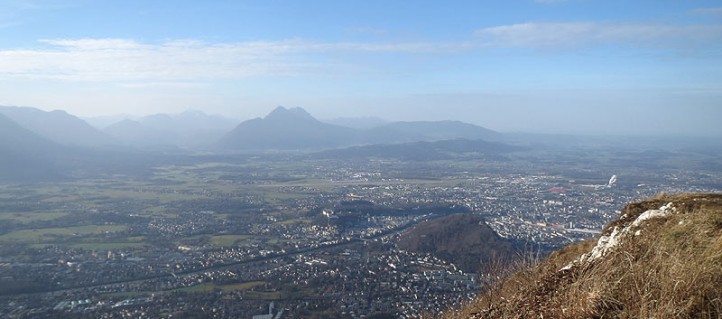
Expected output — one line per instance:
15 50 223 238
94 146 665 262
209 235 252 247
104 280 270 298
218 281 266 291
69 242 147 250
0 211 67 223
243 290 282 300
278 218 309 226
0 225 128 243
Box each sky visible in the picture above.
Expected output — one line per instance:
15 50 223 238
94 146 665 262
0 0 721 136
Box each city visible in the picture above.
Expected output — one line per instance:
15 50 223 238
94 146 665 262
1 149 718 318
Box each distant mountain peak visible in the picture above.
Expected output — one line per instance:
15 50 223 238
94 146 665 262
266 105 287 117
219 106 357 150
265 106 316 122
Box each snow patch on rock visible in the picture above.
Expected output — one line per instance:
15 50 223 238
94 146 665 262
561 202 677 271
631 202 677 227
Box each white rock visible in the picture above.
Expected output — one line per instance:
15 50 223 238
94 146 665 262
561 202 676 271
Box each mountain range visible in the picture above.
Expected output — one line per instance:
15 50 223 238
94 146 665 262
0 112 168 181
0 106 239 181
0 113 65 180
0 106 242 150
220 106 500 150
104 110 237 148
0 105 501 151
0 104 508 180
0 106 114 147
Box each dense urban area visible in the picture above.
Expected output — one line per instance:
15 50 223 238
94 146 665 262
1 148 719 319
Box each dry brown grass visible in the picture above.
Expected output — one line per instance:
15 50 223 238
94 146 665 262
445 193 722 319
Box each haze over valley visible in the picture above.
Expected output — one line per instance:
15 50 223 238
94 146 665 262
1 102 720 318
1 1 721 318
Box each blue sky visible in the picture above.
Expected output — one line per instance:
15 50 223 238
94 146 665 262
0 0 721 136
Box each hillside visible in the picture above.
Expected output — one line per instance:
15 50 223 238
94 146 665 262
378 121 500 142
104 119 177 147
398 214 516 273
448 193 722 319
0 114 63 180
104 110 237 149
220 106 361 150
0 106 114 147
324 116 389 129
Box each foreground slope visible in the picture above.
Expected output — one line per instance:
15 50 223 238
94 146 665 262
450 193 722 319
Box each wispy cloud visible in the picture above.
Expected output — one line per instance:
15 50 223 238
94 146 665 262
533 0 570 5
2 21 720 85
2 0 81 11
689 7 722 17
0 38 468 83
351 27 389 36
475 22 722 51
0 0 80 29
0 39 294 82
115 82 211 89
0 20 20 29
309 41 469 53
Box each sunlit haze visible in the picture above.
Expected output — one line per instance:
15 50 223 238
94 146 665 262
1 0 721 136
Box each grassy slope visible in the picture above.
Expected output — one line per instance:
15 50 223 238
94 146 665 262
448 193 722 319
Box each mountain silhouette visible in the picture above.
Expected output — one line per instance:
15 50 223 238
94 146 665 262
0 114 63 180
104 119 174 147
105 110 238 149
219 106 360 150
377 120 500 142
0 106 114 147
220 106 502 150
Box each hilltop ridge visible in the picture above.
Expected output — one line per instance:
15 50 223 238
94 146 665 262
398 214 516 273
449 193 722 319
